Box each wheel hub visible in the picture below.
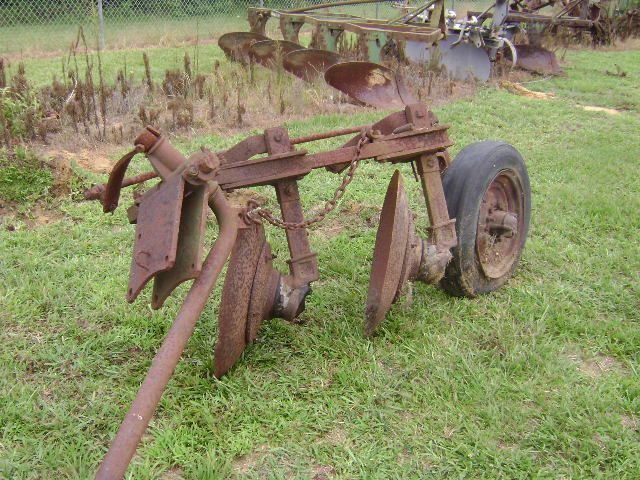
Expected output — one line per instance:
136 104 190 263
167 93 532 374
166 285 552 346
476 170 525 279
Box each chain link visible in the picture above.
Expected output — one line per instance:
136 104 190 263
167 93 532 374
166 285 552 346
245 129 371 230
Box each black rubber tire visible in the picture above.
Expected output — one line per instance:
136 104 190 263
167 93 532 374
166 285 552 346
440 141 531 297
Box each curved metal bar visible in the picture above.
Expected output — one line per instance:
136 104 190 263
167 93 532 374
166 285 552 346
95 185 239 480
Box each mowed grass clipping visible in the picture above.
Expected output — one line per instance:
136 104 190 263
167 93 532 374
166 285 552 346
1 51 640 479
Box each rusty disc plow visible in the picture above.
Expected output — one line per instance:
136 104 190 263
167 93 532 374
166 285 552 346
86 103 531 478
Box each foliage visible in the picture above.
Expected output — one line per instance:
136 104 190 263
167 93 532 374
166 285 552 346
0 87 42 142
0 147 53 202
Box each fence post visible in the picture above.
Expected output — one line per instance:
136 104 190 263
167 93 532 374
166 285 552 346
97 0 106 50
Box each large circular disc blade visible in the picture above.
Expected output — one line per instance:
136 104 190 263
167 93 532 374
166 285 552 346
249 40 305 68
246 240 279 343
365 170 411 336
283 49 342 81
325 62 409 108
507 44 562 75
218 32 269 63
405 36 491 82
214 224 265 378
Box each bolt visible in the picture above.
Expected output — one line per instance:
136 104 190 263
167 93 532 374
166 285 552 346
187 165 199 177
199 152 218 175
274 132 283 142
284 184 295 196
416 110 425 118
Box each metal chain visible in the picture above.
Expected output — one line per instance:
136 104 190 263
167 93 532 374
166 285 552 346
246 129 371 230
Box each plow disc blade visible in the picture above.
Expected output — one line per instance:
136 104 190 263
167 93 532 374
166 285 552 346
507 44 563 75
324 62 416 108
406 36 491 82
218 32 269 63
249 40 305 68
283 49 342 81
365 170 411 336
214 223 278 378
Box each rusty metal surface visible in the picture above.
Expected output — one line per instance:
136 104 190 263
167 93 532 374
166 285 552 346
365 170 410 336
249 40 305 68
218 31 269 63
324 62 416 108
151 184 208 309
102 145 143 213
215 223 265 378
85 170 157 202
86 104 517 478
127 173 185 303
283 49 342 81
96 186 238 480
507 44 563 75
476 170 523 279
246 240 279 343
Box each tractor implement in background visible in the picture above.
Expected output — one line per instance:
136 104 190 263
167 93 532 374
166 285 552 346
283 48 343 80
218 0 568 107
218 31 269 64
87 104 531 477
324 61 417 108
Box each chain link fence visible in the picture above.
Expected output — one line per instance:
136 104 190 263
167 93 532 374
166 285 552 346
1 1 492 55
0 1 405 55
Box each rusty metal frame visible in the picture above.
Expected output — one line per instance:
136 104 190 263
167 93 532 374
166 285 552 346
89 103 461 479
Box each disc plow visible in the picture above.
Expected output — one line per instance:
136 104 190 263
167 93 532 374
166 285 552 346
85 103 531 478
217 0 583 107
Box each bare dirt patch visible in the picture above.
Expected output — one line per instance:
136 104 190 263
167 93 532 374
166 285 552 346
160 467 185 479
232 445 270 476
582 105 622 115
620 415 638 430
312 465 336 480
497 441 518 451
1 202 67 230
565 352 629 378
323 425 348 446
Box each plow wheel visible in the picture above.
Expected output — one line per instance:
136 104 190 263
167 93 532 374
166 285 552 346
218 32 270 64
214 223 279 378
249 40 305 68
324 61 416 108
440 141 531 297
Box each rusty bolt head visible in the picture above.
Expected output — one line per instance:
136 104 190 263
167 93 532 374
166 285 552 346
187 165 199 177
199 150 219 175
274 132 283 142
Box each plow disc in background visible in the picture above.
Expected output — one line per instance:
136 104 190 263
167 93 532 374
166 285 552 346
325 61 417 108
248 40 306 68
283 49 343 81
218 32 270 63
505 44 563 75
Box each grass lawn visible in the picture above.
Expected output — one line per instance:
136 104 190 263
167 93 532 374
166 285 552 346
1 48 639 478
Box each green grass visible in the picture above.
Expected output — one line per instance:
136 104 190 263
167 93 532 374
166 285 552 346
0 148 53 202
0 15 249 57
1 50 639 479
529 48 640 113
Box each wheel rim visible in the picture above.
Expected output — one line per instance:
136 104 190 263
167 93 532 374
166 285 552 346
476 169 525 279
